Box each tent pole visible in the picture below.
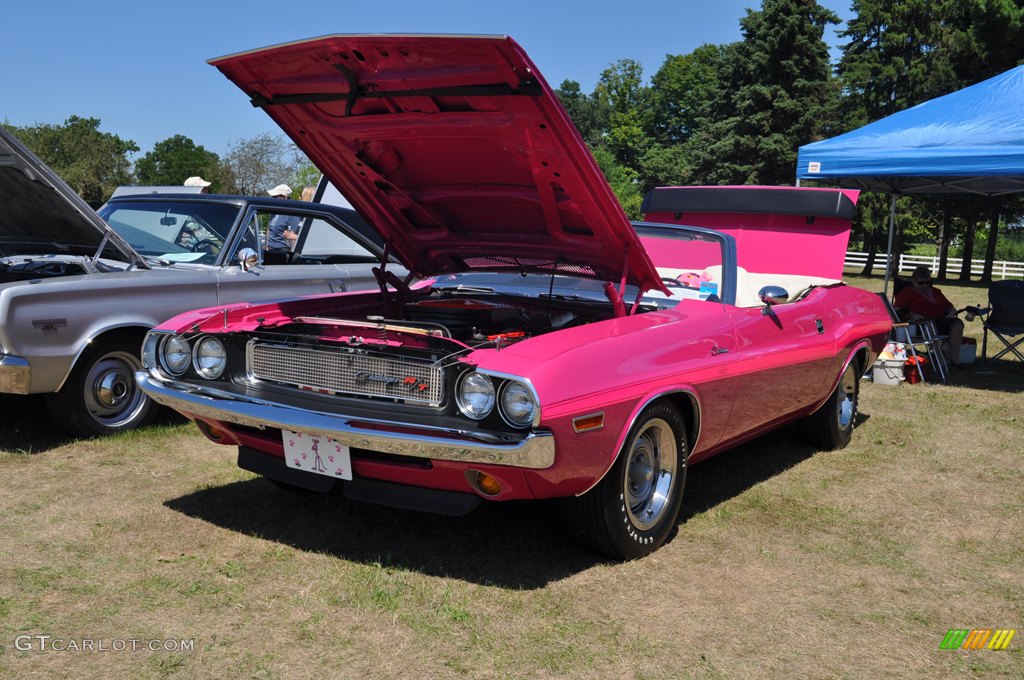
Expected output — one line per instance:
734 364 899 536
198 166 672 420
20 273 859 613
883 194 897 298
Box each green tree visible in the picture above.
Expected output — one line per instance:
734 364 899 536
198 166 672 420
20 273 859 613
294 161 323 198
555 79 609 146
838 0 1024 278
590 146 644 219
134 134 220 188
222 133 302 196
688 0 840 185
649 44 726 145
593 59 655 170
837 0 959 128
4 116 137 205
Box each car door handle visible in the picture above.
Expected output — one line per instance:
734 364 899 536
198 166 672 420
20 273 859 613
711 347 729 356
329 280 347 293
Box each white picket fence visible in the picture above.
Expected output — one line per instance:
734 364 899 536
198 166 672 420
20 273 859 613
845 251 1024 279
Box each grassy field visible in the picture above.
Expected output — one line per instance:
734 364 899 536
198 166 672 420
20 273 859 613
1 274 1021 679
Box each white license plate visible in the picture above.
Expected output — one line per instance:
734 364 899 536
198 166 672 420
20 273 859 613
282 430 352 480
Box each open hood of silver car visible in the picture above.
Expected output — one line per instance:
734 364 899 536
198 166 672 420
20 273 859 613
0 126 147 268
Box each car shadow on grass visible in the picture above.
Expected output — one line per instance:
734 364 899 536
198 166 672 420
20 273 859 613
166 480 600 588
677 421 846 523
0 395 189 453
0 395 76 453
164 424 853 586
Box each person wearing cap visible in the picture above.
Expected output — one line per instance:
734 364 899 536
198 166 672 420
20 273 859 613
184 176 212 193
266 183 301 252
894 265 965 367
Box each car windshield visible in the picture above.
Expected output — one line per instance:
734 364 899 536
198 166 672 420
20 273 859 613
98 200 239 265
635 225 725 304
428 227 726 310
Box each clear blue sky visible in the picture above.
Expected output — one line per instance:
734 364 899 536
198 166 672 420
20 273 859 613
3 0 851 158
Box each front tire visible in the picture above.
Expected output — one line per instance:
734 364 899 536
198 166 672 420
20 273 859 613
47 334 158 437
566 400 688 560
805 359 859 450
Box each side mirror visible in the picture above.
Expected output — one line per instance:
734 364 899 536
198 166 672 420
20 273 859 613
758 285 789 315
237 247 259 271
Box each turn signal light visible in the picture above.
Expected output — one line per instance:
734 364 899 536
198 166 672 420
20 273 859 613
195 420 226 443
466 470 502 497
572 413 605 433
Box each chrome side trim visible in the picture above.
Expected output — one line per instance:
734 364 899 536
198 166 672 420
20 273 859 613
0 355 31 394
136 372 555 469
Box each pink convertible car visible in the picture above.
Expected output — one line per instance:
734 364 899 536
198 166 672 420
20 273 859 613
136 35 891 559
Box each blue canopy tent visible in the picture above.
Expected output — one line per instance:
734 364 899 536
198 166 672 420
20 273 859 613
795 65 1024 294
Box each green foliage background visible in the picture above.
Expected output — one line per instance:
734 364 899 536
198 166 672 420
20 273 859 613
4 0 1024 269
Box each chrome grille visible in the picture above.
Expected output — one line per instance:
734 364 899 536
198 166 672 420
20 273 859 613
248 342 444 405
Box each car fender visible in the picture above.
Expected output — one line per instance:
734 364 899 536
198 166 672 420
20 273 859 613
572 386 704 497
51 321 156 392
804 340 874 416
1 274 217 393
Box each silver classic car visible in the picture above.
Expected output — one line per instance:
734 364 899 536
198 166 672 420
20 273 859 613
0 126 393 436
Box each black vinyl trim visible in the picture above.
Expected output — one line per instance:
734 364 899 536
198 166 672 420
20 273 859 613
641 187 857 220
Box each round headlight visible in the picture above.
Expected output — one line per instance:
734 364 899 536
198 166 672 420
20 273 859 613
499 380 538 428
194 337 227 379
161 335 191 375
456 372 495 420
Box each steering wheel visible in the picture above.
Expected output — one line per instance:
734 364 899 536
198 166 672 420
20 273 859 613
191 239 217 255
661 277 696 290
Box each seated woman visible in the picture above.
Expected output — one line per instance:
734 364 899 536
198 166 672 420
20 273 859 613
894 265 965 368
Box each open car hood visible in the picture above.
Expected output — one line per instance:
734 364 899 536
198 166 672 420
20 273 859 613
210 34 664 292
0 127 146 267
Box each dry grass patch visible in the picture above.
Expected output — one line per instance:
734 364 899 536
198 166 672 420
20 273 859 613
1 276 1022 678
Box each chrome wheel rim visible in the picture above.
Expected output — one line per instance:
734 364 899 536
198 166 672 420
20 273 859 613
836 366 857 431
83 350 146 428
623 418 678 531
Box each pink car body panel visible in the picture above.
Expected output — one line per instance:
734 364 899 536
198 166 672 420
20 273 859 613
643 185 859 280
148 270 890 501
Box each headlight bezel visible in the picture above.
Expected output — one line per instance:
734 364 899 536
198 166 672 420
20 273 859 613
193 336 227 380
455 371 496 420
497 379 539 429
159 334 192 376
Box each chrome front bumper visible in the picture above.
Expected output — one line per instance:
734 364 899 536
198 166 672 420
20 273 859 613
0 355 31 394
136 372 555 469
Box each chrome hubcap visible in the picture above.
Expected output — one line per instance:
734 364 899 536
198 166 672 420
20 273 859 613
83 351 146 428
96 370 131 408
624 418 678 531
836 366 857 430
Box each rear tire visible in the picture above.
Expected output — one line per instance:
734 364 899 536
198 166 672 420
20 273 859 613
47 333 157 437
805 360 859 450
565 400 688 560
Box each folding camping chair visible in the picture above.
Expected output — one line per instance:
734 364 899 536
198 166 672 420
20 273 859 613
976 280 1024 366
877 292 950 384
